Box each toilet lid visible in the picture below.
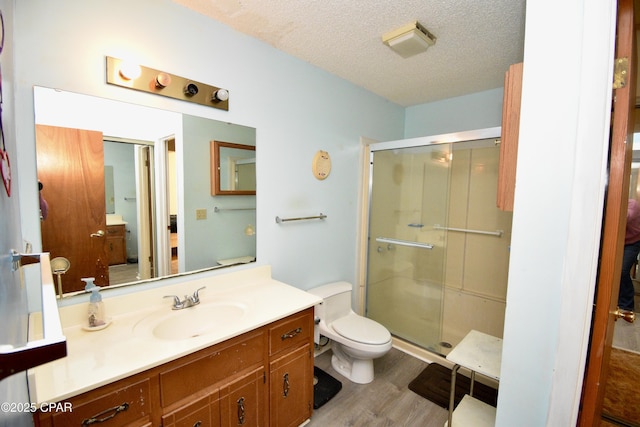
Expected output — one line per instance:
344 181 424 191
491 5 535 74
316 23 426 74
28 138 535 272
332 313 391 345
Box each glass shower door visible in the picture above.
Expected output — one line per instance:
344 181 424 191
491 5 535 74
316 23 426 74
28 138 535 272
365 143 451 354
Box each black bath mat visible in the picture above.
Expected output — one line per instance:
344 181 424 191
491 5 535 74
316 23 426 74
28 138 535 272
313 366 342 409
408 363 497 409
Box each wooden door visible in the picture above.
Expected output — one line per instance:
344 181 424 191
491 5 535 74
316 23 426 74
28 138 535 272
36 124 110 292
579 0 636 424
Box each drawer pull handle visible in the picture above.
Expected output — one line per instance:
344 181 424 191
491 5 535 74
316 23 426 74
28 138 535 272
193 422 202 427
283 372 290 397
281 327 302 340
81 402 129 426
237 397 245 425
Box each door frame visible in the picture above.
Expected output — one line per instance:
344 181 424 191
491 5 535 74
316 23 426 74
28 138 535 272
579 0 636 424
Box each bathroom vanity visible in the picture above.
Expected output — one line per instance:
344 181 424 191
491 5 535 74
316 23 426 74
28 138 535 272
28 266 321 427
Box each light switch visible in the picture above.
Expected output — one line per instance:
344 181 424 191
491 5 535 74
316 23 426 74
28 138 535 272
196 209 207 220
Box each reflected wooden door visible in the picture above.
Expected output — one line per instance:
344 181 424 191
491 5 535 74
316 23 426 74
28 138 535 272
579 0 636 424
36 124 110 292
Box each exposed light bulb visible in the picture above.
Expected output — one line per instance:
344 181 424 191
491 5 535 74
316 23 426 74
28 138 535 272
155 72 172 88
118 62 141 80
212 89 229 102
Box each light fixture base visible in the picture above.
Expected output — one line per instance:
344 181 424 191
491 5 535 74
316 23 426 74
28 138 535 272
106 57 229 111
382 21 436 58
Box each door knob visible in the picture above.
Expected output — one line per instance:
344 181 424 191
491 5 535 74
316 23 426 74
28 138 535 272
613 307 635 323
90 230 105 238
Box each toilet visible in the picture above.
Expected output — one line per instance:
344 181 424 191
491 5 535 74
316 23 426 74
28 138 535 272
308 281 392 384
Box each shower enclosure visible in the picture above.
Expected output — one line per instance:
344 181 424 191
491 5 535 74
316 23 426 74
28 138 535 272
365 129 512 356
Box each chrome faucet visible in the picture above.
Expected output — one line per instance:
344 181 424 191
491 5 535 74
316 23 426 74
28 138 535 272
164 286 206 310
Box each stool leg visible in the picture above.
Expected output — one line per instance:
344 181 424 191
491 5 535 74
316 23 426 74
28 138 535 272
449 364 460 426
470 370 475 397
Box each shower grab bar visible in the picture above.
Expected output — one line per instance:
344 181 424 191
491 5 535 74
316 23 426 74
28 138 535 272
276 213 327 223
433 224 503 237
375 237 433 249
214 206 256 212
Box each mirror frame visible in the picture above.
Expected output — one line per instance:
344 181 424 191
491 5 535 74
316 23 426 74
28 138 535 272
210 140 256 195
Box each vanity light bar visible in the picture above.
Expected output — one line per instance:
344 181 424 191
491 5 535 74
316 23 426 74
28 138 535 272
106 56 229 111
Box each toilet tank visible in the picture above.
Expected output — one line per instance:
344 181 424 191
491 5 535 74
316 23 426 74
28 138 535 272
308 281 353 324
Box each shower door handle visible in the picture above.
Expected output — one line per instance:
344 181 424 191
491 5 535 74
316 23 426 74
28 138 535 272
90 230 105 238
375 237 433 249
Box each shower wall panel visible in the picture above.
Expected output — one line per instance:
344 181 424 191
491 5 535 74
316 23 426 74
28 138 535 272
441 143 512 350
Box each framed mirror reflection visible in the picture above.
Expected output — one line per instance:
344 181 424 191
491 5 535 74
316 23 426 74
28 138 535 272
210 141 256 195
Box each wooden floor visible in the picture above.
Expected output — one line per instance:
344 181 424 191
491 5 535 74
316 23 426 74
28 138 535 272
108 263 138 285
308 347 449 427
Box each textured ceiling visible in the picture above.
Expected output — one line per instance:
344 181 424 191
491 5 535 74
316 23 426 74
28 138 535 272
172 0 526 107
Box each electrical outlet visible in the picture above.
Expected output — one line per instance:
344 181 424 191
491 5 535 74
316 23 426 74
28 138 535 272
196 209 207 220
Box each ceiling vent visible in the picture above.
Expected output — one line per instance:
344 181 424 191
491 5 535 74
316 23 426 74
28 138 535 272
382 21 436 58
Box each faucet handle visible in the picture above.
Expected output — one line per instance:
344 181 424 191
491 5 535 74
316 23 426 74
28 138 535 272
192 286 206 303
164 295 182 309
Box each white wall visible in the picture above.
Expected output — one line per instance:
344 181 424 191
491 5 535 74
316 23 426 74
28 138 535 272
498 1 615 425
14 0 405 296
0 1 33 425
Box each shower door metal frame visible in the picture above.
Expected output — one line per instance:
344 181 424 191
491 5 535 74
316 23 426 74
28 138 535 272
364 127 502 352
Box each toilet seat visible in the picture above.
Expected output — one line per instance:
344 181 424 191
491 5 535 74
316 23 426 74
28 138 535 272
332 313 391 345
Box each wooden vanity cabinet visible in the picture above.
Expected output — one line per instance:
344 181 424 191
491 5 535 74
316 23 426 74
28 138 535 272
34 307 315 427
106 224 127 265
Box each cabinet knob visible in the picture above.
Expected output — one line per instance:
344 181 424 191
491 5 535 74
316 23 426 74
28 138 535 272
283 372 290 397
281 327 302 340
237 397 245 425
81 402 129 426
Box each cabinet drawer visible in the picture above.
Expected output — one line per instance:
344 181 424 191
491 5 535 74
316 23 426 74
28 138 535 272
106 224 126 237
45 377 152 427
160 330 265 407
268 308 313 356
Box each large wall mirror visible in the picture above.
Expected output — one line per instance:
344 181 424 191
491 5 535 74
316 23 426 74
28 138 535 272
34 86 257 296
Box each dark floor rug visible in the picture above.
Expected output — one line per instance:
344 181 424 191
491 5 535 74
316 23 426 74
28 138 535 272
408 363 498 409
313 366 342 409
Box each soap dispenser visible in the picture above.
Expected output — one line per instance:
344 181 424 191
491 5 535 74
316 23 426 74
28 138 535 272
82 277 106 328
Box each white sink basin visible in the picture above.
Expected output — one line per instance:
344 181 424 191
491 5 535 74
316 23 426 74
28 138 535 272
133 301 248 341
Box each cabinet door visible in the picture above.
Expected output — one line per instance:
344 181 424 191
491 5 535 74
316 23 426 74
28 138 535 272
269 344 313 427
161 392 220 427
106 224 126 265
220 368 267 427
497 62 523 211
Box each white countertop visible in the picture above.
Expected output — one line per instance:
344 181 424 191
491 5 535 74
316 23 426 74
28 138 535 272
27 265 321 404
106 214 127 226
